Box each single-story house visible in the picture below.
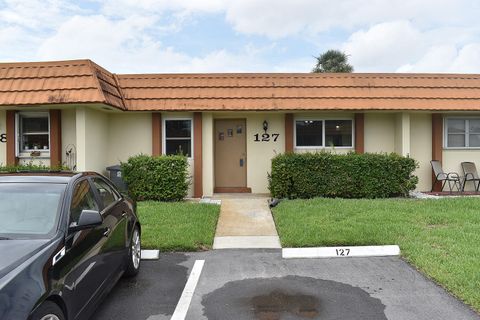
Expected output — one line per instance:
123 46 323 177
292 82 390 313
1 59 480 196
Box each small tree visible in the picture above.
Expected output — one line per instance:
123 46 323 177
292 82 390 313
312 50 353 73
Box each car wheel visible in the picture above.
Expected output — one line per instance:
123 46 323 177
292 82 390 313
30 301 65 320
124 226 141 277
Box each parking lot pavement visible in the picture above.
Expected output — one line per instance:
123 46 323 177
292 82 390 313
92 249 480 320
91 253 196 320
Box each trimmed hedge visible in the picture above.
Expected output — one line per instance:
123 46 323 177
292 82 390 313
0 163 67 172
268 152 418 199
121 154 189 201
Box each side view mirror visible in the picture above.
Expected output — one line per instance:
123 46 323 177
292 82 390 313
69 210 103 233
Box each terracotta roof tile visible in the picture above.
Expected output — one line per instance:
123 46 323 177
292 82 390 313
117 72 480 111
2 59 480 111
0 60 125 109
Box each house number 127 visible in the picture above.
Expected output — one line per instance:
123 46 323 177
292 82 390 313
254 133 279 142
0 134 6 143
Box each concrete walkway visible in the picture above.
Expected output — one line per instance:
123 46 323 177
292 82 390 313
212 194 281 249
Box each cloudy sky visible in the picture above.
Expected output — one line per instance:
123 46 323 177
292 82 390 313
1 0 480 73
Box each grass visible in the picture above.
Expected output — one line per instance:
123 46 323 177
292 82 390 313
138 201 220 252
272 197 480 312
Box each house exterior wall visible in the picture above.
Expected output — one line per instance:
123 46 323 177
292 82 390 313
107 113 152 165
0 110 6 166
410 113 432 191
61 108 76 167
364 113 396 153
76 107 109 174
202 113 214 196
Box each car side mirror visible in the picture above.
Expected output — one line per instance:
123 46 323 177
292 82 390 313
69 210 103 233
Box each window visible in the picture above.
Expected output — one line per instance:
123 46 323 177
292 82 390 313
445 118 480 148
17 112 50 155
296 120 323 147
164 119 192 157
325 120 353 147
70 180 99 226
295 119 353 148
92 178 119 209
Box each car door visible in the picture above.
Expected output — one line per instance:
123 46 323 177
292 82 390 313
91 177 129 268
59 179 113 319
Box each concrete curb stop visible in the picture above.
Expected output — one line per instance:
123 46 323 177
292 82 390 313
282 245 400 259
141 249 160 260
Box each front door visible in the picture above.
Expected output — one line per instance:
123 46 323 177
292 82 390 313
215 119 247 191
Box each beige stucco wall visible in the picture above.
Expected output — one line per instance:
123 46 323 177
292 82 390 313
410 113 432 191
76 107 109 174
61 108 76 169
202 113 214 196
364 113 396 153
443 150 480 191
0 110 6 166
107 113 152 165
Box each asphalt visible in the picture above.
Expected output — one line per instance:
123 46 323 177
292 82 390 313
92 249 480 320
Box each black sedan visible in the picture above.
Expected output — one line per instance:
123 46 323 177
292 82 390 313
0 172 141 320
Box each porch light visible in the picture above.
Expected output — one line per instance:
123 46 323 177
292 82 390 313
263 120 269 132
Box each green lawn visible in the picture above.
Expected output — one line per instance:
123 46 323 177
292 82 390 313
138 201 220 251
272 197 480 312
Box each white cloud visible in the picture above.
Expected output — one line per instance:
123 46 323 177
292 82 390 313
342 20 425 72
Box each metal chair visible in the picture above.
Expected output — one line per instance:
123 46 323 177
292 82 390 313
461 162 480 191
430 160 462 193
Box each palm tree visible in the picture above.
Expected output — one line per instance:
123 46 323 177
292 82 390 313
312 50 353 73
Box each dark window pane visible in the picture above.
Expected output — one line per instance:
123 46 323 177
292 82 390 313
447 119 465 133
469 119 480 133
448 134 465 147
93 178 118 209
22 134 49 150
22 116 49 133
70 180 99 225
325 120 352 147
166 120 191 138
296 120 322 147
166 139 191 157
469 134 480 147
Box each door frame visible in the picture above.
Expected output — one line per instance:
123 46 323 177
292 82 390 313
213 118 251 193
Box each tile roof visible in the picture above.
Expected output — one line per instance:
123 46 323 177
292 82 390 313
0 59 125 109
2 59 480 111
117 73 480 111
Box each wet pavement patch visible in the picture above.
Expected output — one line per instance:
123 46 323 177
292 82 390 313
91 253 189 320
202 275 387 320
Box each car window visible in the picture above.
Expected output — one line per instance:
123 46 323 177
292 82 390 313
92 178 119 209
0 183 65 238
70 180 99 226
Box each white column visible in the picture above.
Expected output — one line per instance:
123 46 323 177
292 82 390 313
75 107 86 171
202 112 214 196
395 112 410 156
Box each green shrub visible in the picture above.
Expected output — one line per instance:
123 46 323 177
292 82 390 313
121 154 189 201
0 163 68 172
268 152 418 199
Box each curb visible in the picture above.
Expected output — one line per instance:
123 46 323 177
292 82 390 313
141 249 160 260
282 245 400 259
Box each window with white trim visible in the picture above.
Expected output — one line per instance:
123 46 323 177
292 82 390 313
164 119 192 157
445 118 480 148
295 119 353 148
16 112 50 156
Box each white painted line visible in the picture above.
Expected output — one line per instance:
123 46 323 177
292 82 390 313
282 245 400 259
171 259 205 320
141 250 159 260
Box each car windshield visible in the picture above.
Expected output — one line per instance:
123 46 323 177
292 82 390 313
0 183 66 239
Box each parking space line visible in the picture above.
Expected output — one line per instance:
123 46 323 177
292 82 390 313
171 259 205 320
